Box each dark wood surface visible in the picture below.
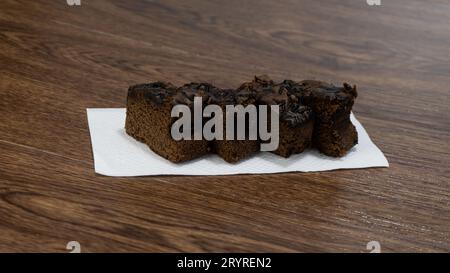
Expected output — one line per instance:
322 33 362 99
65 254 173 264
1 0 449 252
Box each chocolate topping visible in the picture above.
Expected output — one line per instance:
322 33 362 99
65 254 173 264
239 75 288 108
207 88 235 105
128 81 176 104
253 74 274 86
281 79 357 102
128 76 355 125
173 82 218 106
257 84 289 109
282 104 314 127
299 80 357 102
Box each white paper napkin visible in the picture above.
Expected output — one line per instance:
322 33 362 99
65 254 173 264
86 108 388 176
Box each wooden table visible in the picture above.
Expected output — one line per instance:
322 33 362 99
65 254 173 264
1 0 449 252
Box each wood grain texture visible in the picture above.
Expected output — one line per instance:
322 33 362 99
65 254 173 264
0 0 449 252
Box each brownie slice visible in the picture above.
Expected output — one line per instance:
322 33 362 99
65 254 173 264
283 80 358 156
209 87 260 163
241 75 315 157
276 103 315 157
125 82 210 163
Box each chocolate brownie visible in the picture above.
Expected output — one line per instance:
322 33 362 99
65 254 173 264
125 82 210 163
208 87 260 163
283 80 358 156
125 76 359 164
241 75 314 157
